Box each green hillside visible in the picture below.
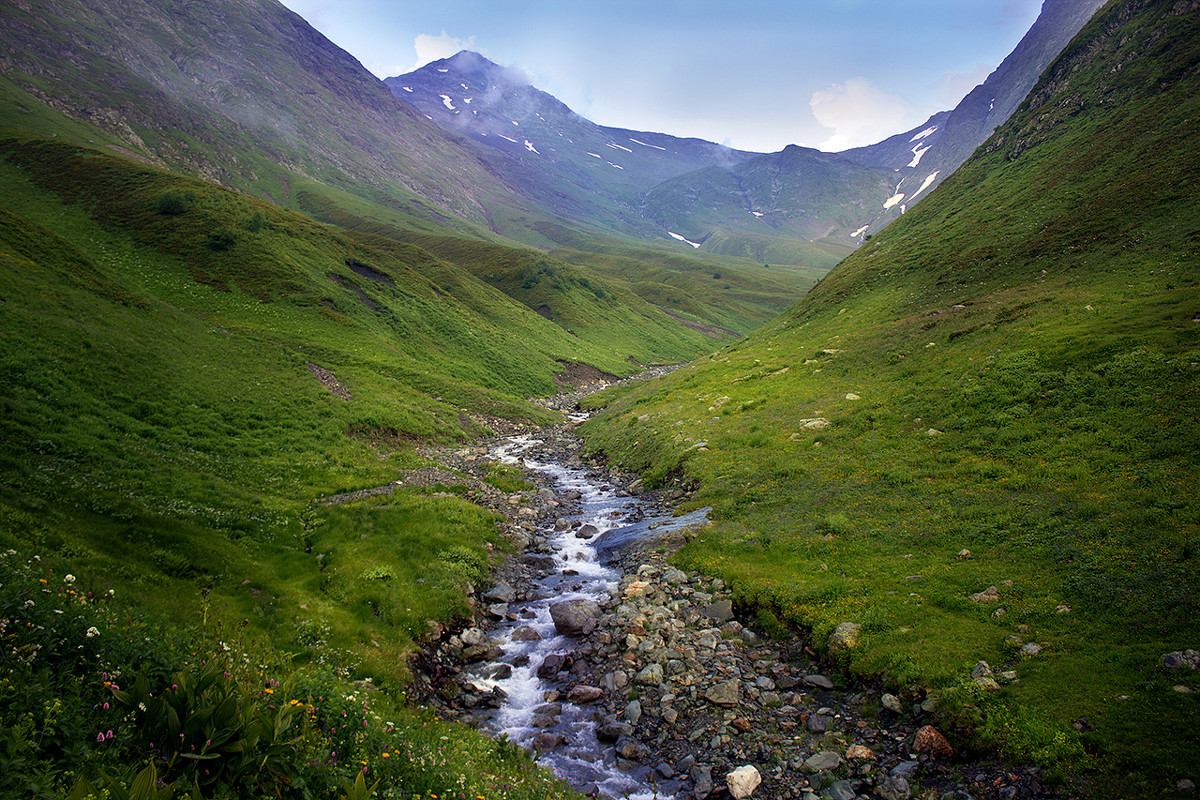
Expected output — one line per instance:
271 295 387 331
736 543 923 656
579 1 1200 796
0 131 728 798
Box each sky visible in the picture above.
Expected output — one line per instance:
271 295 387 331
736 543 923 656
278 0 1044 154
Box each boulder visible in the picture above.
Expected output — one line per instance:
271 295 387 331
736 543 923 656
705 678 740 707
828 622 862 655
510 625 542 642
804 674 835 690
636 663 665 686
802 751 843 773
726 765 762 799
567 685 603 704
550 599 602 635
483 581 516 604
913 725 954 759
969 585 1001 603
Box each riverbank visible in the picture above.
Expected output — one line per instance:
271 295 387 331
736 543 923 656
399 371 1062 800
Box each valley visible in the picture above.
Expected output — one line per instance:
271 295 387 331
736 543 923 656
0 0 1197 798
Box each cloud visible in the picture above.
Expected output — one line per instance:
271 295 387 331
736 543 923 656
412 30 477 70
810 77 916 152
933 63 995 107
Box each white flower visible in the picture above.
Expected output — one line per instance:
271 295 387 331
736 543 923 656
64 574 76 584
86 627 100 638
23 600 34 608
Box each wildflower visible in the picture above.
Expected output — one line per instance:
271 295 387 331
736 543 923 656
64 574 76 584
86 627 100 638
96 733 105 743
106 730 113 740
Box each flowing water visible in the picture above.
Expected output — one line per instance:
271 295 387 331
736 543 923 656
465 432 709 799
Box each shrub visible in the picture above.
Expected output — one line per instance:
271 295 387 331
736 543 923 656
155 190 195 215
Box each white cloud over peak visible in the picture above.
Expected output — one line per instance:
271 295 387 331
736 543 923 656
413 30 477 70
810 77 917 152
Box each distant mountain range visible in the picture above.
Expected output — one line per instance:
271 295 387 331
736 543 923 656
387 0 1108 254
0 0 1107 264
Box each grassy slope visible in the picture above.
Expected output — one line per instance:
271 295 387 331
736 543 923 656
0 131 722 796
579 1 1200 796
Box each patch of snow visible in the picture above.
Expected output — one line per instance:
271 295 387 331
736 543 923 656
900 204 907 213
989 98 995 111
497 134 518 143
464 97 472 104
883 192 906 210
909 126 938 142
607 161 624 170
439 95 456 110
606 142 633 153
587 152 602 159
461 83 469 90
402 86 413 93
908 144 931 168
851 225 869 237
668 232 702 249
909 171 941 200
512 120 519 126
524 140 539 154
437 68 449 73
752 211 764 217
629 137 667 151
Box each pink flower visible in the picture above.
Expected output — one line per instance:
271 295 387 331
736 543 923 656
96 733 104 743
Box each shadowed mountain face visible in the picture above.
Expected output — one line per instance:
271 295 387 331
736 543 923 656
839 0 1110 236
0 0 519 227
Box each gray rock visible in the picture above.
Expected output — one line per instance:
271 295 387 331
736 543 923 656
802 751 843 773
807 713 829 733
1178 779 1196 792
890 761 919 780
705 599 735 623
691 765 713 799
882 693 903 713
483 581 517 604
625 699 643 724
877 774 911 800
576 524 600 538
550 599 602 635
827 779 856 800
705 678 740 707
804 674 835 690
971 661 994 679
1021 642 1043 656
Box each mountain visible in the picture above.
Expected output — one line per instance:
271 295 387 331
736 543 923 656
640 144 894 253
388 52 873 264
0 0 525 230
841 0 1109 234
578 0 1200 796
385 52 763 242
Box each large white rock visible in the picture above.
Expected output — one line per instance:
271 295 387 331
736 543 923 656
727 765 762 799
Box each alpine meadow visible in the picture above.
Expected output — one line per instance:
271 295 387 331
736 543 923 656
0 1 1197 799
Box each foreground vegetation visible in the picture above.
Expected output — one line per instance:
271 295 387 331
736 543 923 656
581 2 1200 796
